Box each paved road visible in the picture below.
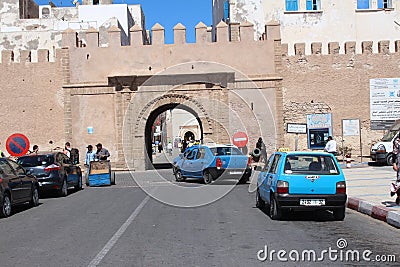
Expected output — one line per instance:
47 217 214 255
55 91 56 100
0 170 399 266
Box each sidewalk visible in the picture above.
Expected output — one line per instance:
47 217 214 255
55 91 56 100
342 163 400 228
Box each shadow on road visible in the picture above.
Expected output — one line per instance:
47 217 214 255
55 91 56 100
256 206 340 222
39 188 82 200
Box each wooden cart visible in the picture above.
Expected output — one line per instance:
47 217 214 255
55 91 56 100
86 160 115 187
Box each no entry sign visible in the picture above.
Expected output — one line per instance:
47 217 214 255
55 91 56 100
232 132 248 148
6 133 30 157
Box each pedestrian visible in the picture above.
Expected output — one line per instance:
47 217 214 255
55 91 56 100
30 145 39 154
63 142 71 158
95 143 110 160
158 142 163 153
391 133 400 205
0 141 5 157
256 137 267 163
324 136 337 155
167 141 173 155
181 139 187 153
85 145 96 166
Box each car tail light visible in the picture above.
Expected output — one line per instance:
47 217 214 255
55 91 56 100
44 164 61 172
247 156 251 167
336 181 346 194
216 157 222 169
277 180 289 194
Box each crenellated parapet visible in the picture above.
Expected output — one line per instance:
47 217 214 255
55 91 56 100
0 48 59 64
282 40 400 56
61 21 280 48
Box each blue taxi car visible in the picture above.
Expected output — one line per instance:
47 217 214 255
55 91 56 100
256 151 347 220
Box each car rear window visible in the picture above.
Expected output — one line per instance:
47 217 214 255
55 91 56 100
18 155 54 167
284 155 339 175
210 147 243 156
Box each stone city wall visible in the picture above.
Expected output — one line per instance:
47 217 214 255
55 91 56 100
0 49 64 154
282 40 400 157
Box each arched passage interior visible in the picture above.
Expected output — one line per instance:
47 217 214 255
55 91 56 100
144 103 204 169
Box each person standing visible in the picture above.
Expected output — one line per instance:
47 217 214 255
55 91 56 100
30 145 39 154
63 142 71 158
324 136 337 155
392 134 400 205
167 141 173 156
256 137 267 163
95 143 110 160
85 145 96 166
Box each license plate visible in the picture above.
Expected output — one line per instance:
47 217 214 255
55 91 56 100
229 171 242 175
300 199 325 206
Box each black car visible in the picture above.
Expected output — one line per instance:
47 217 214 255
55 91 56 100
0 158 39 218
18 152 82 197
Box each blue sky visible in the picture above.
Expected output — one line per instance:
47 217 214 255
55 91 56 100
34 0 212 43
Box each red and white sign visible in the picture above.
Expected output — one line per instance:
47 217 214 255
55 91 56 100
232 132 248 148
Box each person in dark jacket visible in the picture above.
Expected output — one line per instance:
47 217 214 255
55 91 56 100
256 137 267 163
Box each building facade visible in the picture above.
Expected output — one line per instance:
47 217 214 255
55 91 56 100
214 0 400 55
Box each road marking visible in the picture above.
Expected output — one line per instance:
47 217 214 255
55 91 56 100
87 194 151 267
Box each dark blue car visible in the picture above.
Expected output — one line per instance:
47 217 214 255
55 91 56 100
18 152 82 197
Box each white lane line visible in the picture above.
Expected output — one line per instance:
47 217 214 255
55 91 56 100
88 194 151 267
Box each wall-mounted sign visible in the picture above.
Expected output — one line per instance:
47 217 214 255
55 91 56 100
306 113 332 150
342 119 360 136
87 127 93 134
370 78 400 130
287 123 307 134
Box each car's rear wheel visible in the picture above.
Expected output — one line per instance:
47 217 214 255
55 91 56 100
58 178 68 197
0 193 12 218
175 169 185 182
270 196 282 220
256 189 265 209
203 170 213 184
75 174 82 190
30 186 39 207
386 153 393 166
333 207 346 221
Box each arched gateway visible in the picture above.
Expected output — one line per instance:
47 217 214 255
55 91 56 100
62 21 283 171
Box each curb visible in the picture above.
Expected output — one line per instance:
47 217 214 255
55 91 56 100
346 197 400 228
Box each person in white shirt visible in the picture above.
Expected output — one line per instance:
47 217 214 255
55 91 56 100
324 136 337 155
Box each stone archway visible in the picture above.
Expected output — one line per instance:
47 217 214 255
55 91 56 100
124 92 228 171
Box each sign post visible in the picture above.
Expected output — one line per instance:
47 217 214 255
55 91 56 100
6 133 30 157
286 123 307 151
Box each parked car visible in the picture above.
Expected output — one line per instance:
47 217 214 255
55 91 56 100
256 151 347 221
173 144 252 184
0 158 39 217
18 152 82 197
370 119 400 165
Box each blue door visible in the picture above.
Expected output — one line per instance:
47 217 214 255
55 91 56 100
181 149 198 178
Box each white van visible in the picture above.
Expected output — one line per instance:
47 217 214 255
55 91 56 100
370 120 400 165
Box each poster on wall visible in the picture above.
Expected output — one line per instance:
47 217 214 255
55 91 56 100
370 78 400 130
342 119 360 136
306 113 332 149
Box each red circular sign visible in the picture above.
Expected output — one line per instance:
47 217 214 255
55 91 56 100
6 133 30 157
232 132 248 148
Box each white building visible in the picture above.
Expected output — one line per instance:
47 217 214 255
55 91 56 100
0 0 146 60
213 0 400 55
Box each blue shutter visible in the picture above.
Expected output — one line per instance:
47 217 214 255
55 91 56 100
224 0 229 21
286 0 298 11
377 0 383 8
357 0 370 9
306 0 313 10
